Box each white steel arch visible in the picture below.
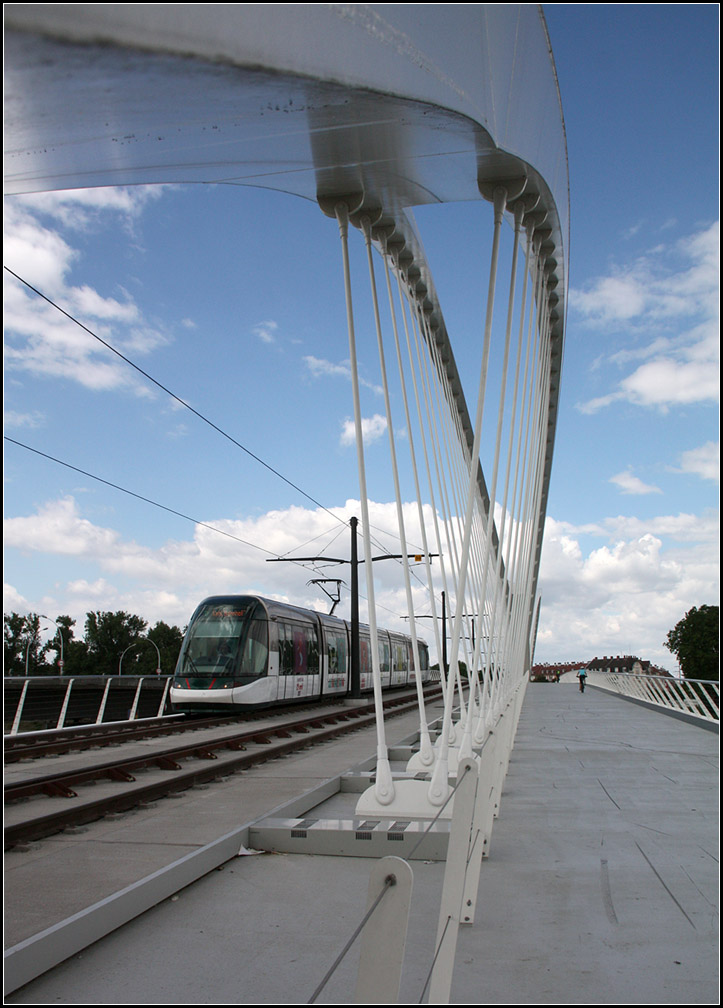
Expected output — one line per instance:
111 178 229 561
4 4 569 815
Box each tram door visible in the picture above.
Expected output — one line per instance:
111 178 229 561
276 620 321 700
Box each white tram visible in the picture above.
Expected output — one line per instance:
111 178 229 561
170 595 430 711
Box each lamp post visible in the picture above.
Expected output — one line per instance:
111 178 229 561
25 624 48 676
40 615 65 675
119 637 162 676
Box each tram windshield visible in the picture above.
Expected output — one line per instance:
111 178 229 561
173 599 268 688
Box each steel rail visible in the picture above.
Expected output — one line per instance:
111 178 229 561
4 687 442 848
5 689 430 799
4 715 192 762
3 700 353 762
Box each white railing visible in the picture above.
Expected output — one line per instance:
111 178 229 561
4 675 173 735
587 671 719 725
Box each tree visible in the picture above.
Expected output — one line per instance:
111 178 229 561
119 621 185 676
40 615 94 676
146 621 184 676
41 615 73 674
4 610 186 678
85 610 148 676
4 612 28 676
3 613 51 676
664 605 719 681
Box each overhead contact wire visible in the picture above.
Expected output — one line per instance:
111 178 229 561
4 266 344 527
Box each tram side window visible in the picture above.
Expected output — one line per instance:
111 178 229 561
379 639 390 674
277 621 319 676
327 633 347 675
359 636 371 677
278 623 294 676
305 625 319 676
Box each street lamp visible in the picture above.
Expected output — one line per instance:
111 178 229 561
40 615 65 675
25 624 48 676
118 637 162 676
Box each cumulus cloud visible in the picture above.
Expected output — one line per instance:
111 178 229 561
3 496 437 648
573 220 719 413
340 414 388 446
4 493 718 675
14 186 165 232
537 514 718 671
3 191 170 394
304 355 383 395
609 470 662 495
3 410 45 429
676 441 719 482
252 320 278 344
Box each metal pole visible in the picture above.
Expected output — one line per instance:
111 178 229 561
442 590 447 677
40 615 64 675
350 515 361 698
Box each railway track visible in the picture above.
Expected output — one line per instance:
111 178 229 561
4 686 442 849
4 703 333 762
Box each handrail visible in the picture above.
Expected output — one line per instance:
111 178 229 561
3 675 173 735
587 670 719 724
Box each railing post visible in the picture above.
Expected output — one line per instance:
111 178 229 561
354 856 414 1003
56 678 75 729
10 679 30 735
460 733 497 925
157 676 172 716
593 670 719 725
96 677 113 724
428 758 478 1004
128 677 144 720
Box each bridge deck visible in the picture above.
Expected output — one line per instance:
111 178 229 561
5 684 718 1004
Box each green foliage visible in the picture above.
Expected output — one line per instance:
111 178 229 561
664 605 719 681
4 610 185 677
3 612 27 676
3 612 52 676
85 610 148 676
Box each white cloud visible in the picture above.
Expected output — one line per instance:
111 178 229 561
3 582 30 613
4 494 718 675
340 414 388 446
537 513 719 671
573 220 719 413
4 498 122 557
3 410 45 429
609 470 662 495
676 441 719 482
252 320 278 344
4 496 437 650
304 355 383 395
3 194 170 393
14 186 165 231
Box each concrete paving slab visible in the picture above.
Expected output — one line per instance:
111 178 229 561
5 685 719 1004
5 702 442 948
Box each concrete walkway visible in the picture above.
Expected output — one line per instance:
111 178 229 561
5 684 718 1004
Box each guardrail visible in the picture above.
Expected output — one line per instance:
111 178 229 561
4 675 172 735
587 671 719 725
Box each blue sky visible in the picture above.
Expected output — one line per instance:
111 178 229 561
4 4 719 674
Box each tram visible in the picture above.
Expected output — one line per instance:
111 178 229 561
170 594 430 711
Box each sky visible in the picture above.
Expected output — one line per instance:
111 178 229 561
3 4 719 675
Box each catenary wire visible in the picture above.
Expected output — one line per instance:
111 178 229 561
4 266 345 526
4 266 417 566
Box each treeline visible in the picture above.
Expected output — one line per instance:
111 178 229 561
4 611 185 678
